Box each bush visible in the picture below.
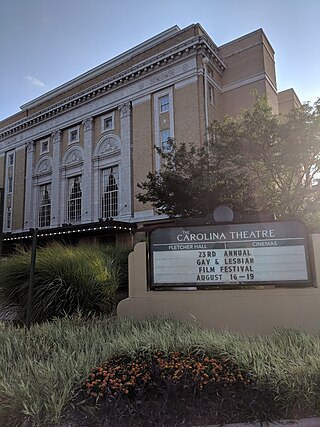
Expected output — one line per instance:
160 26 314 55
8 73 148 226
84 352 277 426
0 243 122 324
99 245 132 292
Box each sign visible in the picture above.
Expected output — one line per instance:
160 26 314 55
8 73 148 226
149 221 311 288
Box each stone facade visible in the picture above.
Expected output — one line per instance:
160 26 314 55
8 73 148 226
0 24 300 247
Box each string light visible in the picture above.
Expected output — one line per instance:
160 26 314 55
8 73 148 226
3 223 133 242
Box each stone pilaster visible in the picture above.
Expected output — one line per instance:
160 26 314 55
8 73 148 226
51 130 61 227
82 117 94 222
118 102 132 220
24 140 35 229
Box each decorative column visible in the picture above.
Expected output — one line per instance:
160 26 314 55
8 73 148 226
51 129 61 227
82 117 94 222
24 140 35 230
118 102 133 220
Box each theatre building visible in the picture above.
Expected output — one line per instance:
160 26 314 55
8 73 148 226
0 24 300 253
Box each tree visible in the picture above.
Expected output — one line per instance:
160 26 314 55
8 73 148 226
137 97 320 229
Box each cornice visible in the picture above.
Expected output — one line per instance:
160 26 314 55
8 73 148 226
0 36 225 142
20 26 181 111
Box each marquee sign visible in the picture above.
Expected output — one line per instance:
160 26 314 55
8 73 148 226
149 221 311 288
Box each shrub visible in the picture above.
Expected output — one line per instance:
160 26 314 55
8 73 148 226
84 351 253 398
0 243 121 324
84 351 277 426
99 244 132 291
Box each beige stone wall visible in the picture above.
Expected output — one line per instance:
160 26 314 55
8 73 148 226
0 110 27 128
174 82 202 147
219 29 280 116
118 237 320 334
207 63 222 86
12 149 25 230
197 78 207 145
221 80 266 117
132 100 153 212
220 31 265 86
219 30 263 58
278 88 302 116
34 135 52 162
207 86 222 124
262 33 277 88
93 109 120 148
60 123 83 158
265 80 279 114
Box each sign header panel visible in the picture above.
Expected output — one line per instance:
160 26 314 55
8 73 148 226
149 221 311 288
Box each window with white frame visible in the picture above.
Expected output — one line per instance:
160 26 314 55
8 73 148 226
101 166 118 218
8 176 13 193
67 176 82 222
159 95 169 113
68 126 80 144
38 183 51 227
101 113 115 132
6 207 11 230
208 84 215 106
5 151 15 231
160 129 172 153
8 153 14 166
40 138 49 155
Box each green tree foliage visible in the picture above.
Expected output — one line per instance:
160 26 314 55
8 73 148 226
137 97 320 228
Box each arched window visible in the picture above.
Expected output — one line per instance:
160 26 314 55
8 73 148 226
38 184 51 227
67 176 82 223
101 167 118 218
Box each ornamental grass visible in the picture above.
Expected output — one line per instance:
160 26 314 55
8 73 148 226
0 243 122 324
1 317 320 425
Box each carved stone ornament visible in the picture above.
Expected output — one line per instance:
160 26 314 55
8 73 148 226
26 140 35 153
52 129 61 143
82 116 93 132
98 137 119 155
37 158 52 174
119 102 132 119
65 148 83 165
150 69 174 85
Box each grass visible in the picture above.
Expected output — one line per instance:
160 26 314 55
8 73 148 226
1 316 320 425
0 243 122 324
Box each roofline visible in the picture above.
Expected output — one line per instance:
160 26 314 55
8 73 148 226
219 28 275 55
20 25 181 111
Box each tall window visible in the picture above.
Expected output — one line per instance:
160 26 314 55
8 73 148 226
6 207 11 230
160 129 172 153
208 84 215 106
159 95 169 113
38 184 51 227
5 151 15 230
8 176 13 194
101 167 118 218
67 176 82 222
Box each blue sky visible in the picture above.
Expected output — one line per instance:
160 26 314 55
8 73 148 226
1 0 319 120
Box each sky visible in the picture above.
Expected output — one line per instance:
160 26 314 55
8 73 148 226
0 0 319 120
